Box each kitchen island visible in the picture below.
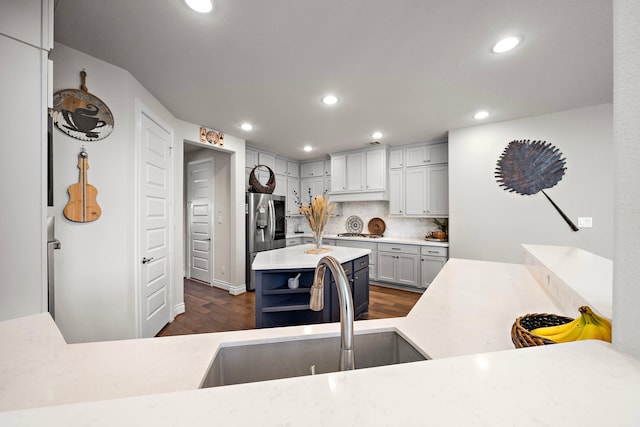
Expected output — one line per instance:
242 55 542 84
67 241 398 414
1 245 639 425
252 244 371 327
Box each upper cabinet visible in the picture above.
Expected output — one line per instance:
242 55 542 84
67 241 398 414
0 0 54 50
405 143 448 167
329 147 388 202
246 149 259 169
389 142 448 218
300 160 324 178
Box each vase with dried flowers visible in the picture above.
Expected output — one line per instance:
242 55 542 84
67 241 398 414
294 188 336 254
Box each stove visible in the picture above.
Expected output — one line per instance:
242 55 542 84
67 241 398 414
337 233 382 239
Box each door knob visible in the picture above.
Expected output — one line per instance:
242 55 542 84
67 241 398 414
142 257 154 264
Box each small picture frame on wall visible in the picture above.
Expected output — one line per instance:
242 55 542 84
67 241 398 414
199 127 224 147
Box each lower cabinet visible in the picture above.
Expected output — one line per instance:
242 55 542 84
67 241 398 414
254 255 369 328
377 244 420 288
334 239 378 280
420 246 448 289
329 255 369 322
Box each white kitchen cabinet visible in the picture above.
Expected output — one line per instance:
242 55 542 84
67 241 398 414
329 147 387 201
272 174 287 197
420 246 448 288
389 169 404 215
426 165 449 216
405 167 427 216
287 161 299 178
274 157 288 175
346 151 365 191
246 149 259 169
377 244 420 287
324 176 332 194
365 149 386 190
335 240 378 280
301 176 324 200
286 237 302 247
389 149 404 169
406 143 448 167
331 154 347 192
324 160 331 176
301 160 324 178
286 178 300 216
258 152 275 170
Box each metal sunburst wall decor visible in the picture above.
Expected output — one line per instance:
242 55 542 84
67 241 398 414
495 139 579 232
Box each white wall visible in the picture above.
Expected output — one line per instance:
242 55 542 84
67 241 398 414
613 0 640 357
449 104 613 263
51 43 246 342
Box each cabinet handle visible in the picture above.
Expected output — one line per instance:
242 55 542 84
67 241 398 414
391 247 401 251
428 250 438 254
354 276 358 280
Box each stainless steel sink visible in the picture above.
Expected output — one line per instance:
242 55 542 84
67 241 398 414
200 330 428 388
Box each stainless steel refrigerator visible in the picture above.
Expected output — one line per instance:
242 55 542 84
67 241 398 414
246 193 286 291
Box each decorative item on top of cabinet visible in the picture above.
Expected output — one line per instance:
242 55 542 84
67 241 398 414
495 140 578 232
52 70 114 141
248 165 276 194
63 147 101 223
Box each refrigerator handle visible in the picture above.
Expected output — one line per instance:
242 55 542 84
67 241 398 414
269 199 276 241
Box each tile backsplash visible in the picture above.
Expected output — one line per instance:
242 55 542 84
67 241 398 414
287 201 445 239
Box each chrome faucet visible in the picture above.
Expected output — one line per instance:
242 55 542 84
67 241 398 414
309 256 355 371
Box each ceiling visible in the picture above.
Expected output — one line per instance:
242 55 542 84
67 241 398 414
54 0 612 161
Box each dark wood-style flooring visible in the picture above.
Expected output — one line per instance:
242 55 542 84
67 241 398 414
157 278 421 337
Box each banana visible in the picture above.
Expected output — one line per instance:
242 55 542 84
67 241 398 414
545 316 586 343
581 306 612 342
579 306 612 342
528 306 612 344
577 322 604 341
530 317 580 337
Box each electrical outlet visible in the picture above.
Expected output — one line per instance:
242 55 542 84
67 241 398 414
221 265 225 275
577 217 593 228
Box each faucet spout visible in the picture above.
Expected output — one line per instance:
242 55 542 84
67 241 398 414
310 256 355 371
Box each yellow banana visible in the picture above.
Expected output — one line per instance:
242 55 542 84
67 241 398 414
579 306 612 342
577 322 604 341
531 317 580 337
545 316 586 343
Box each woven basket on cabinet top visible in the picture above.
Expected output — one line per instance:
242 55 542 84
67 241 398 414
511 313 574 348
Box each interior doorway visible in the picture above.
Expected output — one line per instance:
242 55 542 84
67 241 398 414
186 158 214 284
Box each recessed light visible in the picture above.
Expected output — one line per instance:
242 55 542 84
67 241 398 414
322 95 338 105
473 111 490 120
240 122 253 131
185 0 213 13
371 131 383 139
492 36 520 53
303 146 313 152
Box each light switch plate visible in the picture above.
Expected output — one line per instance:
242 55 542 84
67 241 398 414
577 217 593 228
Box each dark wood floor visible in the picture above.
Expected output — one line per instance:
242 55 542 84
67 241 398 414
157 278 421 336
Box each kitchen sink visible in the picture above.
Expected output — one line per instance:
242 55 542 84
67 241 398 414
200 330 428 388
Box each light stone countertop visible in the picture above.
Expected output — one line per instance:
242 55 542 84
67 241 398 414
252 244 371 270
286 233 450 247
1 245 638 426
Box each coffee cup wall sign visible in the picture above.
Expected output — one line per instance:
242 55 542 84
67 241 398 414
52 70 114 141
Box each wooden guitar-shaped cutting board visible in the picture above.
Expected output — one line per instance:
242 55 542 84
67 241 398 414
63 147 101 222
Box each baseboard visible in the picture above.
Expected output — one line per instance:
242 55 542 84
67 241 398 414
211 279 246 295
172 302 185 318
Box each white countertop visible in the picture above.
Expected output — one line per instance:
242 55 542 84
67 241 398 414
252 244 371 270
287 233 450 248
1 245 637 426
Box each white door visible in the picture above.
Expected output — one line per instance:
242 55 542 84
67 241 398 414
187 159 214 283
139 112 173 338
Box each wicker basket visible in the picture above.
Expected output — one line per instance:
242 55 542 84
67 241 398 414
511 313 574 348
